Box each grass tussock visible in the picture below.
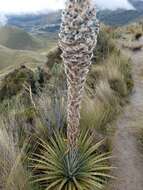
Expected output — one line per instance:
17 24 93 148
46 47 62 69
81 52 133 138
93 27 116 62
81 82 119 135
0 118 33 190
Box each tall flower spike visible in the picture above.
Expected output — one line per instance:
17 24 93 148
59 0 99 149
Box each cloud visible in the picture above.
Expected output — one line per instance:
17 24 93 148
0 0 135 14
0 14 8 26
0 0 65 14
95 0 135 10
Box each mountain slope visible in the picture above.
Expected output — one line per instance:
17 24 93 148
6 1 143 32
7 11 61 34
0 26 43 50
97 9 143 26
0 45 47 71
129 0 143 11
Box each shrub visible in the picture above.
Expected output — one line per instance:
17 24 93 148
135 33 142 40
92 27 116 63
0 66 35 101
81 52 133 138
0 65 53 102
46 46 62 69
86 65 106 95
110 54 133 93
30 131 113 190
86 53 133 98
106 55 128 97
34 87 67 133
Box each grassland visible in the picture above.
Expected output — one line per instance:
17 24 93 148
0 45 47 70
0 26 59 79
0 26 43 50
0 24 135 190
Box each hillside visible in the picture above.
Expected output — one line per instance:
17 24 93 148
98 9 143 26
129 0 143 10
7 11 61 35
98 0 143 26
2 4 143 188
1 2 143 190
0 24 136 190
4 1 143 31
0 26 53 72
0 45 47 73
0 26 43 50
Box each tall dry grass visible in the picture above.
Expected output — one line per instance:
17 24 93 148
0 117 32 190
81 52 132 137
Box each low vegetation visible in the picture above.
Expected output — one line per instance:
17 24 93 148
0 118 32 190
81 53 132 142
0 45 47 72
0 25 133 190
116 21 143 52
31 132 112 190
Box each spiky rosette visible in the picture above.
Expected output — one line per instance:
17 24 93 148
30 131 113 190
59 0 99 148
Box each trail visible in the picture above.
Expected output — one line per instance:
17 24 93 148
109 41 143 190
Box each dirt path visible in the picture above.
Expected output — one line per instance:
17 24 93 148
109 46 143 190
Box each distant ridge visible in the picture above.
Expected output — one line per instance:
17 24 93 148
7 11 61 34
0 26 43 50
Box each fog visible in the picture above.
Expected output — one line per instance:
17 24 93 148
95 0 134 10
0 0 135 14
0 14 8 26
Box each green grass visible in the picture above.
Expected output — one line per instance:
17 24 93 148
0 27 58 77
0 26 43 50
0 45 47 71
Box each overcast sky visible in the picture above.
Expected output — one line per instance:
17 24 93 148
0 0 135 14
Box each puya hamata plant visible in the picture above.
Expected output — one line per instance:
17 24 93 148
30 0 113 189
31 131 113 190
59 0 99 149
